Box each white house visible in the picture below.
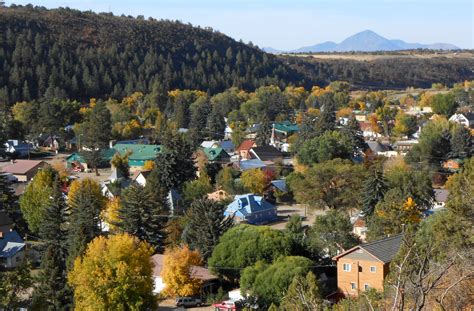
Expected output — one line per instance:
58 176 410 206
449 113 474 128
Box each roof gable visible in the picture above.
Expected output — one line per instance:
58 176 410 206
333 234 402 263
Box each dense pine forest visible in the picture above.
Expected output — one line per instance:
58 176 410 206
0 5 308 105
1 5 473 106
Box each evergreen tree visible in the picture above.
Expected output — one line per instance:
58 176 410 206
207 109 226 140
118 183 167 251
32 181 72 309
79 100 111 175
314 93 336 136
449 124 472 159
182 198 233 260
66 183 104 267
343 116 367 155
361 169 388 218
154 130 196 191
0 173 26 232
256 115 272 146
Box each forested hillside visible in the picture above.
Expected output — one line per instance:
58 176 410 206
0 5 473 105
0 5 308 104
285 55 474 89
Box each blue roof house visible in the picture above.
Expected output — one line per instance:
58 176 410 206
224 194 278 225
0 230 26 268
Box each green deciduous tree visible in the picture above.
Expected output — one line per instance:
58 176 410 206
208 224 292 282
281 271 323 311
19 165 57 233
449 123 472 159
288 159 366 210
297 130 352 165
307 210 359 257
182 198 233 261
0 261 32 310
240 256 313 308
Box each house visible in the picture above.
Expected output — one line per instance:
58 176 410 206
3 140 33 158
0 230 26 269
270 179 287 193
449 112 474 128
359 122 382 139
131 170 152 187
219 140 235 155
1 160 46 182
432 189 449 209
405 106 433 116
333 234 403 297
201 140 220 149
224 194 278 225
151 254 218 295
442 159 462 171
236 140 257 160
354 111 369 122
249 145 283 162
352 217 368 242
393 140 418 156
207 189 231 202
112 144 162 169
66 149 116 170
203 147 230 163
101 178 131 198
365 141 396 158
236 159 267 171
245 124 260 139
270 121 299 151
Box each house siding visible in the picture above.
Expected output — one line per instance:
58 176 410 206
336 251 387 297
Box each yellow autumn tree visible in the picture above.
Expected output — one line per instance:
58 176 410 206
143 160 155 171
401 197 421 224
102 198 122 233
68 233 156 310
241 168 267 194
161 245 203 297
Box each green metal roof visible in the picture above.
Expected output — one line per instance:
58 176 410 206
273 121 299 134
203 147 229 162
66 148 115 163
113 144 162 161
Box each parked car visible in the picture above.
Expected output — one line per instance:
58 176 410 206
175 297 202 307
212 300 243 310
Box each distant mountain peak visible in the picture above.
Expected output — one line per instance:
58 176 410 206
265 30 459 53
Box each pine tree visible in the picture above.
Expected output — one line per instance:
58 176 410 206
361 169 388 218
0 173 25 232
182 198 233 260
32 181 72 309
314 94 336 136
118 184 167 251
67 183 104 267
344 116 367 155
207 109 226 140
256 115 272 146
449 124 472 159
154 130 196 191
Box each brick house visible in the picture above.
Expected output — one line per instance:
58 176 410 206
332 234 402 297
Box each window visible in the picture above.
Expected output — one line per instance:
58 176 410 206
350 282 356 290
364 284 370 291
370 266 376 273
343 263 351 272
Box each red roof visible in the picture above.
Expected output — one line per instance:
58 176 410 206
1 160 44 175
354 218 366 227
236 139 255 152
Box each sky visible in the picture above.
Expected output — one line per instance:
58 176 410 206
7 0 474 50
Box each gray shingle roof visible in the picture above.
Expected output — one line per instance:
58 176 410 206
360 234 403 263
